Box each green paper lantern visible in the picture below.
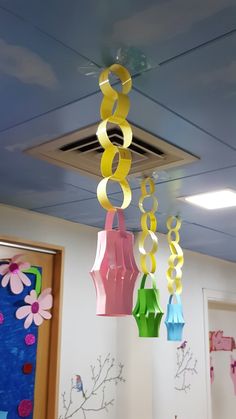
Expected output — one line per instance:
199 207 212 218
133 274 164 338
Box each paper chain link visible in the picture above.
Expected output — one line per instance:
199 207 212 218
96 64 133 210
138 177 159 274
166 216 184 294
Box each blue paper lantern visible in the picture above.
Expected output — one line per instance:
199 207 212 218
165 293 185 341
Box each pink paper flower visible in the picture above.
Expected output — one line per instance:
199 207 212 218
16 288 53 329
0 254 31 294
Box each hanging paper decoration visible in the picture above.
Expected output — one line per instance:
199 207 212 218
165 216 185 341
133 177 163 337
165 294 185 341
96 64 133 211
16 288 53 329
0 254 31 295
133 274 163 337
90 209 139 316
91 64 139 316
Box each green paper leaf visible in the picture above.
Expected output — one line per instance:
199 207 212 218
23 267 42 297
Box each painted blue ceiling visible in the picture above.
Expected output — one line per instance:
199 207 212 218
0 0 235 262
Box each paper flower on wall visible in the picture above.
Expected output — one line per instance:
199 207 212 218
165 293 185 341
0 254 31 294
16 288 53 329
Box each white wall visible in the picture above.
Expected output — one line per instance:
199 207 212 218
116 234 236 419
1 204 236 419
209 307 236 419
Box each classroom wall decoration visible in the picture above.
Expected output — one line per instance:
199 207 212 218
174 341 198 393
59 353 125 419
209 330 236 352
210 331 236 396
91 64 140 317
230 355 236 395
0 255 53 418
91 63 186 341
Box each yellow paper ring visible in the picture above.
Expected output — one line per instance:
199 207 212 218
99 64 132 98
97 177 131 211
138 177 159 277
139 194 158 214
166 216 182 231
139 230 158 255
140 177 155 196
167 230 180 244
166 216 184 295
97 118 132 149
101 146 131 181
100 93 130 120
140 253 157 274
167 278 183 295
141 212 157 232
97 64 133 211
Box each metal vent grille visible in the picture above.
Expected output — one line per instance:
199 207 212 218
26 122 197 178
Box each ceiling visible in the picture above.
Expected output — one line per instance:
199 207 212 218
0 0 235 261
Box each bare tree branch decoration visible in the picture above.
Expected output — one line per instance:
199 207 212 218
59 354 125 419
174 343 198 393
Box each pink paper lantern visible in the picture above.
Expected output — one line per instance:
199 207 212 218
90 209 139 316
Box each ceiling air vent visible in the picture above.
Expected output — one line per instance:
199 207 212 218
26 123 197 178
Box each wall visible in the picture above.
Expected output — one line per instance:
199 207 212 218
209 306 236 419
0 204 119 419
1 204 236 419
116 234 236 419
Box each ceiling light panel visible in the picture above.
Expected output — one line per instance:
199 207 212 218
183 189 236 210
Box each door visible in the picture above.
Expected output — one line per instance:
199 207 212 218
0 239 63 419
208 301 236 419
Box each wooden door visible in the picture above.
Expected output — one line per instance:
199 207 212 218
0 239 63 419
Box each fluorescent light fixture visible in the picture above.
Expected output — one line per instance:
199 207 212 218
183 189 236 210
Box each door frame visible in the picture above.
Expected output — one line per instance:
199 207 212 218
203 288 236 419
0 235 64 419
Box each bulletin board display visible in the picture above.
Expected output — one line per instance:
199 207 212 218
0 267 41 419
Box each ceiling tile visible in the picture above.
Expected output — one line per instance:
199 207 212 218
1 0 235 67
114 166 236 236
134 31 236 148
0 7 98 131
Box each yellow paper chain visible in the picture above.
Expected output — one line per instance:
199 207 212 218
138 177 158 275
166 216 184 294
96 64 133 210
